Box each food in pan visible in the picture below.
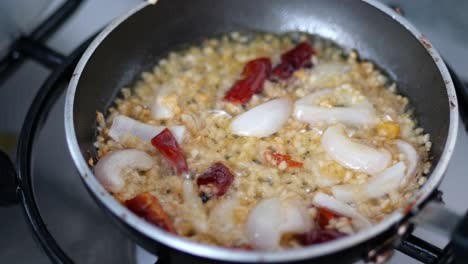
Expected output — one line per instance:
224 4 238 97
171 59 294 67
93 32 431 250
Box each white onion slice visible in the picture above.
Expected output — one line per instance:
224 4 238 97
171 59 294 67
321 125 391 174
312 192 371 230
332 162 406 202
209 197 238 229
109 115 185 143
295 105 377 126
246 198 310 250
279 200 312 235
207 109 232 118
295 90 333 105
182 180 208 233
294 90 377 126
395 140 420 184
94 149 154 193
310 62 351 80
230 98 292 137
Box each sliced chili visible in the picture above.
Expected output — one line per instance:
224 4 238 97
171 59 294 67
151 128 188 175
271 42 315 81
317 207 344 227
264 151 303 169
224 58 272 104
196 162 234 196
125 192 177 234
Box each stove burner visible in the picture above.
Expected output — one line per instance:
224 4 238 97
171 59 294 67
0 0 82 85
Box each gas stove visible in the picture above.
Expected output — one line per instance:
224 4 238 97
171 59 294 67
0 1 467 263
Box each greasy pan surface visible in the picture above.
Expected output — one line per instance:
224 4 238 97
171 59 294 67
65 0 458 262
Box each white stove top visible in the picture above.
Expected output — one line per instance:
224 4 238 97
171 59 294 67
0 0 466 263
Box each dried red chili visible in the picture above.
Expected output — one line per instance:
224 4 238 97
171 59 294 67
317 207 344 227
151 128 188 175
294 229 346 246
264 151 303 169
196 162 234 196
224 58 272 104
270 62 295 80
271 42 315 81
125 192 177 234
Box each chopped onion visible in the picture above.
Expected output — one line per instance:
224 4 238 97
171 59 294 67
310 160 342 188
279 200 312 233
395 140 420 185
332 162 406 202
230 98 292 137
151 95 174 119
94 149 154 193
330 185 360 203
312 192 371 230
208 197 241 243
182 180 208 233
321 125 391 174
295 90 333 105
246 198 310 250
294 90 378 126
310 62 351 80
109 115 185 143
207 109 232 118
295 105 377 126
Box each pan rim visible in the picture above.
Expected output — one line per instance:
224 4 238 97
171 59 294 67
64 0 459 262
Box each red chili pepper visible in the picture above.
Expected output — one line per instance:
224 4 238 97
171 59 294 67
196 162 234 196
125 192 177 234
317 207 344 227
294 229 346 246
264 151 303 169
224 58 272 104
271 42 315 81
151 128 188 175
271 62 295 80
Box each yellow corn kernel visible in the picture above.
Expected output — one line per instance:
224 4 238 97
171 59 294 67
376 121 400 139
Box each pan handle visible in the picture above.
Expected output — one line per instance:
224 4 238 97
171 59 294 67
0 150 19 206
411 201 468 263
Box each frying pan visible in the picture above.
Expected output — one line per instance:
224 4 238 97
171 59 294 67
40 0 467 262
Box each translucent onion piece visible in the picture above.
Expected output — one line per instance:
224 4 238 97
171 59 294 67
246 198 281 250
182 180 208 233
208 197 242 243
310 62 351 80
151 87 175 119
294 90 377 126
109 115 185 143
94 149 154 193
230 98 292 137
295 105 377 126
312 192 371 230
395 140 420 185
246 198 310 250
321 125 391 174
332 162 406 202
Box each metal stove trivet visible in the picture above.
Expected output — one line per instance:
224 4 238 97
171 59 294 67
1 1 468 263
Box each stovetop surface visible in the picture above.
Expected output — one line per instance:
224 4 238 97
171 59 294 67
0 0 467 263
